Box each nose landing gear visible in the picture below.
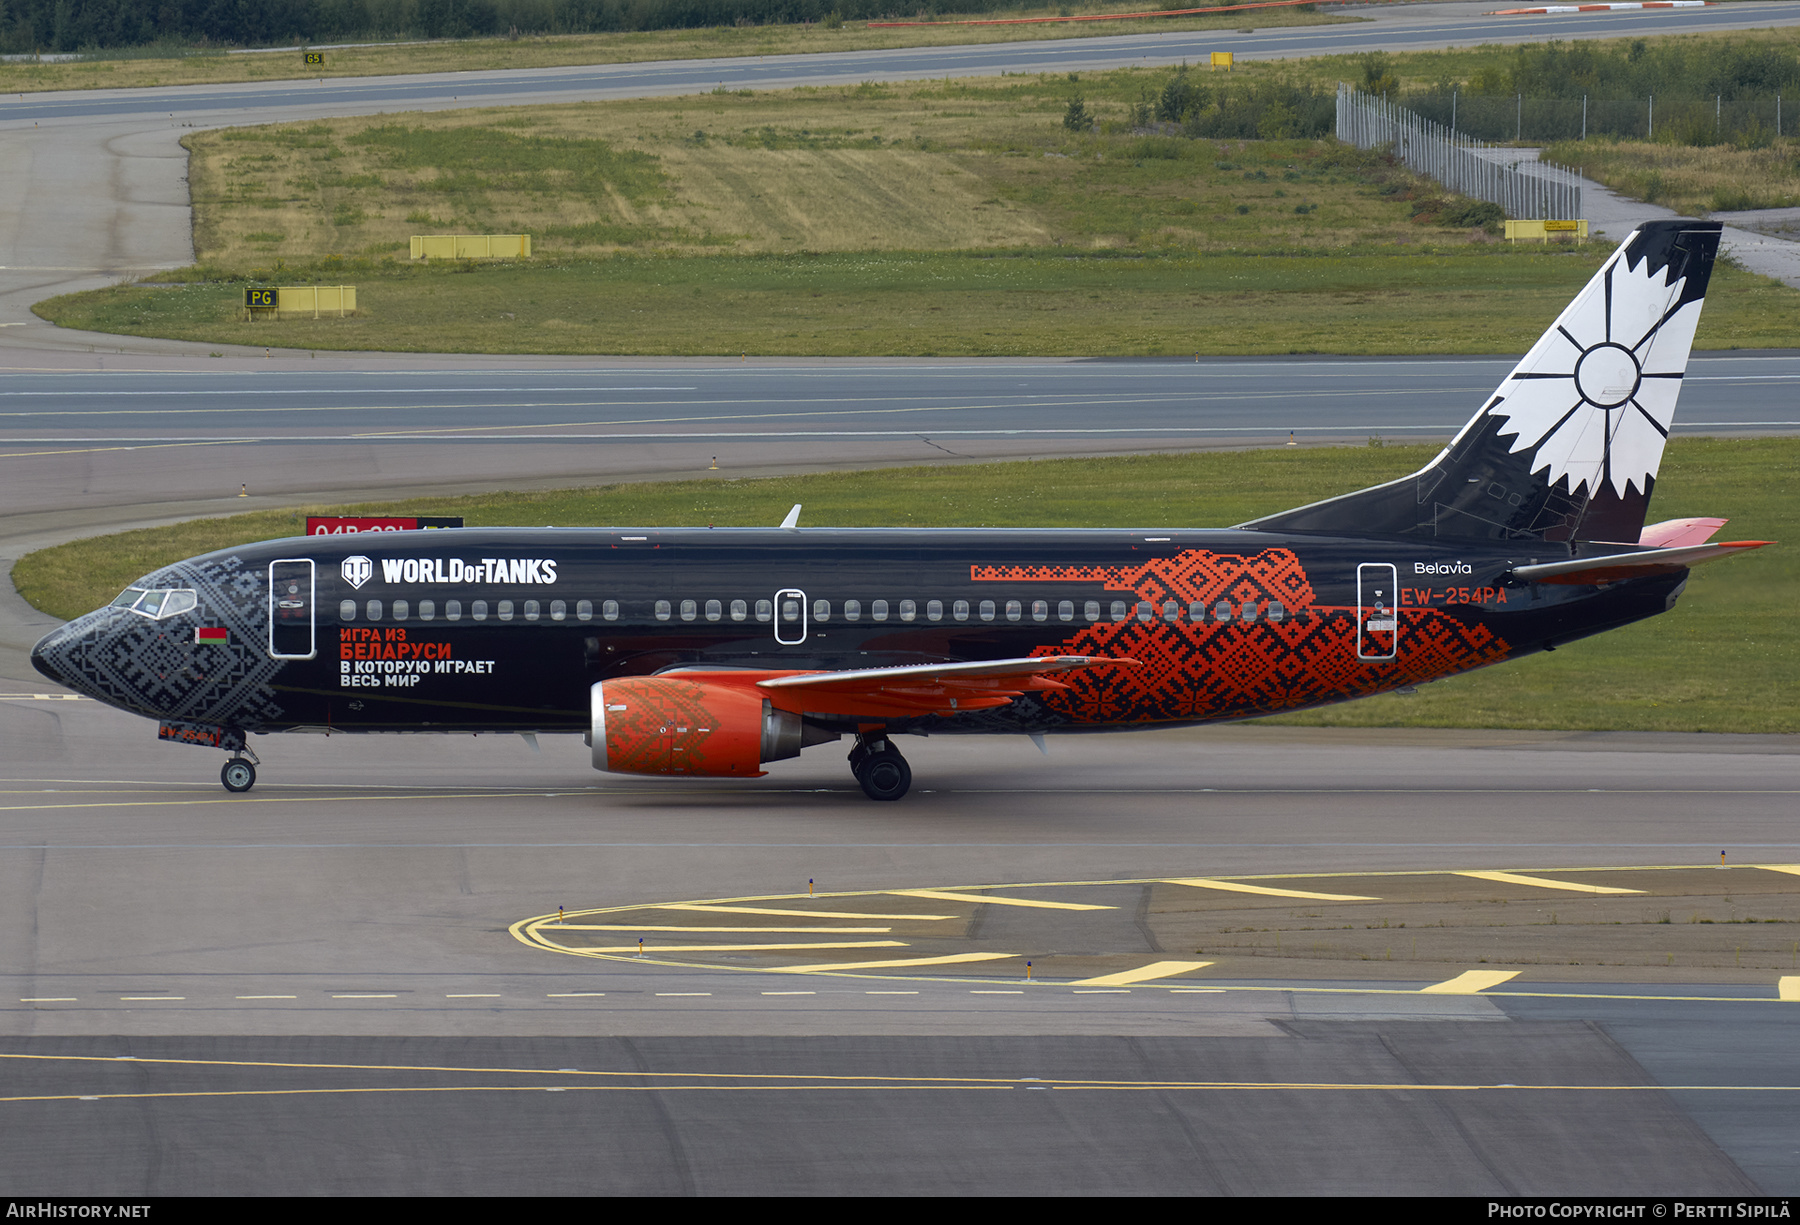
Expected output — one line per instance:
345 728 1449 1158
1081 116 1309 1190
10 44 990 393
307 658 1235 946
220 745 261 793
848 734 911 802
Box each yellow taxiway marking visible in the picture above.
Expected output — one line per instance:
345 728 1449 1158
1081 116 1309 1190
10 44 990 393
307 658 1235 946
1759 865 1800 880
1165 878 1379 902
1071 960 1214 988
888 890 1111 911
1454 870 1643 895
581 941 908 954
656 904 954 921
9 1051 1800 1103
767 952 1017 974
1419 971 1522 995
20 998 75 1003
235 995 296 1000
1780 978 1800 1002
545 925 892 934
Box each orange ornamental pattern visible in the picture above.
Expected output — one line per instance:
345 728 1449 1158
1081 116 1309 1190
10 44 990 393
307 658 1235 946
972 548 1510 723
599 676 767 777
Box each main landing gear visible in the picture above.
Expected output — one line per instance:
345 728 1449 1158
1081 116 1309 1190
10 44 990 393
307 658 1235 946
848 734 910 802
220 746 260 794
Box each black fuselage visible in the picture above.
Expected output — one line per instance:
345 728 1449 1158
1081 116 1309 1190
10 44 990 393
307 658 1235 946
31 527 1680 740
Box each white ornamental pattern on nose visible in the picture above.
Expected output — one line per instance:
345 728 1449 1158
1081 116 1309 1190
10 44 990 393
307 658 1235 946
1487 233 1704 500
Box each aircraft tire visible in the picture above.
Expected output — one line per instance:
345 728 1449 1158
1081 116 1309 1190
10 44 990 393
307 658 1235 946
221 759 256 793
856 750 911 802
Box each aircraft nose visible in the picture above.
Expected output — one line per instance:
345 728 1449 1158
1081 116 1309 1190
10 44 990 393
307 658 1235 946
30 625 74 689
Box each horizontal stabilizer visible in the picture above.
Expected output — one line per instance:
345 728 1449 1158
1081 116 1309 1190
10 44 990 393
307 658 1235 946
1637 517 1727 548
1508 540 1769 585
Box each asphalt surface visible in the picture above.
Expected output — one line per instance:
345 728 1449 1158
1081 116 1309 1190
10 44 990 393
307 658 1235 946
0 707 1796 1194
3 4 1800 1196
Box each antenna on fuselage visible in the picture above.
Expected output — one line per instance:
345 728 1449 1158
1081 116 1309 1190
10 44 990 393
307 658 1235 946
779 504 802 531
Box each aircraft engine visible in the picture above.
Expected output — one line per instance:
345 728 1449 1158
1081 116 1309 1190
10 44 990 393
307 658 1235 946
590 676 822 777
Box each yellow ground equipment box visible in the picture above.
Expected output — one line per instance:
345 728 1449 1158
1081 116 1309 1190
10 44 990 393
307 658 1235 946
1504 219 1589 244
410 234 532 259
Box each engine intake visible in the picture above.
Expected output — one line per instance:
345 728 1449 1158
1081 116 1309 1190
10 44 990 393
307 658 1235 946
590 676 832 777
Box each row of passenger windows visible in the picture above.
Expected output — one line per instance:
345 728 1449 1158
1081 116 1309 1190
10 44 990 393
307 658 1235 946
338 596 1288 625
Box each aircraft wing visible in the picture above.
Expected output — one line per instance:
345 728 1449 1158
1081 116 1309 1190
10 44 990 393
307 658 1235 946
753 656 1139 718
1509 541 1771 585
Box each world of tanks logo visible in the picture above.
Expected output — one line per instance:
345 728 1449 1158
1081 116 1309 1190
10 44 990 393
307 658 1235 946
342 555 373 590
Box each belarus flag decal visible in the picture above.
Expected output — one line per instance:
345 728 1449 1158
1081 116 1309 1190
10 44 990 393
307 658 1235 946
195 627 229 645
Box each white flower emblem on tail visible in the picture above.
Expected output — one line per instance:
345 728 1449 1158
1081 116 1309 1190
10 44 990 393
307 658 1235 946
1486 230 1706 500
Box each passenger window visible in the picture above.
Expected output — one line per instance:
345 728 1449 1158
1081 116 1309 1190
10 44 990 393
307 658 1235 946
1213 600 1233 623
1110 601 1127 622
577 599 593 622
1032 600 1049 622
953 600 969 622
1005 600 1022 622
680 599 697 622
872 600 889 622
1241 601 1259 623
706 599 722 622
420 599 436 621
447 600 463 622
550 600 566 622
602 600 620 622
755 599 772 622
1137 602 1153 623
813 599 830 622
979 600 996 622
524 600 540 622
1085 601 1101 622
393 599 410 621
1058 600 1074 622
339 600 356 621
472 600 488 622
1267 601 1286 623
843 600 861 622
730 599 747 622
499 600 515 622
366 599 383 622
1162 600 1179 623
655 600 672 622
899 599 917 622
925 600 942 622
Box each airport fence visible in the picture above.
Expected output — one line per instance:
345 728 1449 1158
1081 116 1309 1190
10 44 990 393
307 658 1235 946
1336 84 1583 222
1403 91 1789 146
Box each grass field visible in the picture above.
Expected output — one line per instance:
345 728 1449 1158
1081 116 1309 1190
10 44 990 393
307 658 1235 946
37 67 1800 356
15 439 1796 734
172 80 1471 266
1542 138 1800 216
39 250 1800 356
0 5 1351 94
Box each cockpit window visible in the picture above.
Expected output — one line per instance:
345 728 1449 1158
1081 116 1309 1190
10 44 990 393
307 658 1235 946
112 587 199 620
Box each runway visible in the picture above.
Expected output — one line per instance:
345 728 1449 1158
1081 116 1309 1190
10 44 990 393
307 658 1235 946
0 698 1795 1193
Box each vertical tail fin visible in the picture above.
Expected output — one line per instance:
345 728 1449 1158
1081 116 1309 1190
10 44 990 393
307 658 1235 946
1245 219 1722 544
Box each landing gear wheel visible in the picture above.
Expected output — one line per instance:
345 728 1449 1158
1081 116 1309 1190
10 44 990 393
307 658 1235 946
221 758 256 793
855 749 911 802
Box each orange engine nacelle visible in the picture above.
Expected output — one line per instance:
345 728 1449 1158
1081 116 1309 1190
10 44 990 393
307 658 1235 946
590 676 811 777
